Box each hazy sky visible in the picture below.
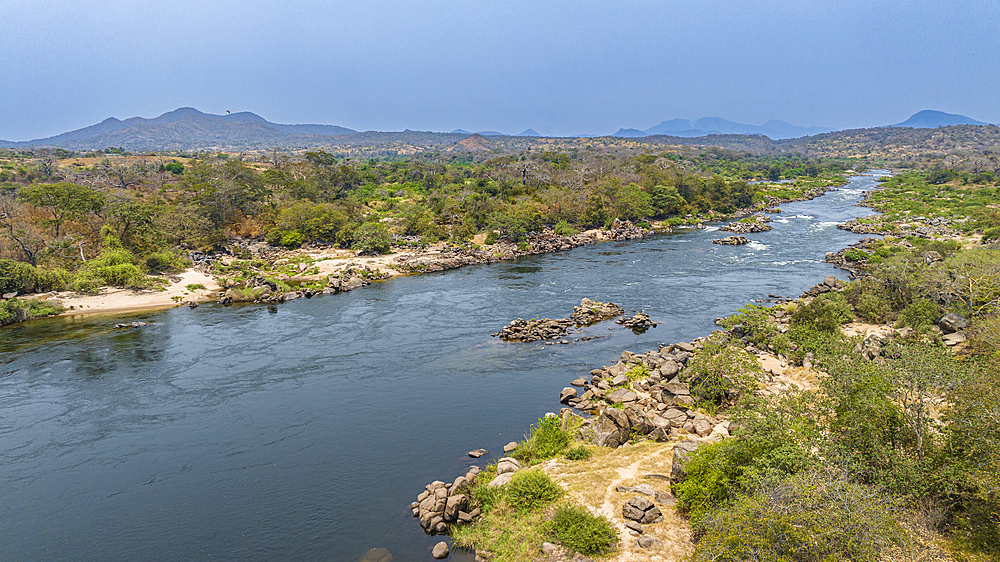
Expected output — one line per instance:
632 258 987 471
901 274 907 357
1 0 997 140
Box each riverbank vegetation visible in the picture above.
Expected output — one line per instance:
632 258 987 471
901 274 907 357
676 237 1000 561
1 147 849 311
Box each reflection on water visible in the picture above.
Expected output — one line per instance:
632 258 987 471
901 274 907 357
0 174 886 562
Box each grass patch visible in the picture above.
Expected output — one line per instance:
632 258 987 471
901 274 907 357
564 445 592 461
185 283 206 291
510 416 571 464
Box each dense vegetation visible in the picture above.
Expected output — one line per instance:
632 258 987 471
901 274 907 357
677 239 1000 561
0 147 847 308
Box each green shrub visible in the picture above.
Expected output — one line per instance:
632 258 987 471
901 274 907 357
896 298 941 331
550 505 618 556
564 446 591 461
0 297 64 326
844 248 870 262
279 230 304 249
682 333 763 412
511 416 571 463
185 283 206 291
352 222 392 255
0 259 39 293
624 364 648 381
504 469 562 513
792 291 853 333
553 220 578 236
484 231 499 245
71 232 151 292
144 250 189 273
690 469 903 562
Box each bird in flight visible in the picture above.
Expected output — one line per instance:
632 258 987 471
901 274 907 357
226 110 231 114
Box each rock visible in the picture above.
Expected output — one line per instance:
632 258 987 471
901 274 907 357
803 352 814 370
671 440 703 482
468 449 488 458
457 511 473 524
661 408 688 428
658 361 680 377
595 408 631 448
615 484 656 496
560 387 578 404
496 457 522 475
540 542 558 555
943 332 967 346
712 235 749 245
503 441 518 453
938 313 968 334
431 541 449 559
824 275 838 287
617 312 657 333
357 547 393 562
610 373 629 386
607 388 638 404
920 250 943 264
570 298 624 326
624 406 654 434
570 377 588 387
625 521 644 534
622 496 662 524
649 427 670 442
451 476 468 491
2 292 18 299
492 317 575 342
444 495 467 522
634 536 662 549
654 490 675 506
487 473 514 488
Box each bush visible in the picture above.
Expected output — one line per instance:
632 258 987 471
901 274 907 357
553 220 578 236
511 416 571 463
564 446 591 461
690 469 903 562
352 222 392 255
71 232 151 292
682 333 763 412
505 469 562 513
550 505 618 556
0 297 64 326
896 298 941 331
484 231 499 245
144 250 189 273
844 248 870 262
0 260 71 294
279 230 304 249
792 291 853 333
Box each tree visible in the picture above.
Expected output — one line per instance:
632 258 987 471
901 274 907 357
17 182 104 237
0 186 45 266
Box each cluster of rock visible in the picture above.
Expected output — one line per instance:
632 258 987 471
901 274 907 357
837 215 964 240
113 321 148 329
492 299 623 342
800 275 846 298
395 221 654 274
559 345 730 448
411 466 483 536
712 236 749 245
719 215 773 234
616 313 657 333
569 298 624 325
328 268 387 291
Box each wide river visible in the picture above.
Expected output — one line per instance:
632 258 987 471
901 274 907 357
1 173 885 562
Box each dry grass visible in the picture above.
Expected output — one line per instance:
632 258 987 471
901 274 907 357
544 442 694 562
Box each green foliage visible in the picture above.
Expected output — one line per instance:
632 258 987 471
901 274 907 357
279 230 305 249
844 278 892 323
690 469 903 562
484 230 499 245
504 469 562 514
185 283 206 291
792 291 853 333
896 298 941 331
70 232 150 292
720 303 782 351
844 248 870 262
564 445 591 461
0 259 70 294
18 182 104 236
511 416 571 464
0 297 65 326
351 222 392 255
553 220 578 236
624 364 648 381
144 250 189 274
682 333 763 411
549 505 618 556
162 161 184 175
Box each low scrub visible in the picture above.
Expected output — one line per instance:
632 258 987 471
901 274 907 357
510 416 571 464
0 297 64 326
0 259 71 294
549 504 618 556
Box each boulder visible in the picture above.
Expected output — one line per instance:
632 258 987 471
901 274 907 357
496 457 522 475
570 377 588 387
559 387 578 404
357 547 393 562
635 536 662 549
487 473 514 488
443 495 467 522
938 313 968 334
595 408 631 448
920 250 943 264
431 541 449 559
468 449 488 458
607 388 638 404
671 440 703 482
622 496 662 524
625 521 644 534
624 406 654 434
658 361 680 377
712 236 749 245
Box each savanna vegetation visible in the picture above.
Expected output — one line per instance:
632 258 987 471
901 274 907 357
676 235 1000 561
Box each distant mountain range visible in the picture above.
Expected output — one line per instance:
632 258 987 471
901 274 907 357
0 108 992 151
0 107 358 151
613 117 834 140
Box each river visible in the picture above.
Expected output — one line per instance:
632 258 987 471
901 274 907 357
0 173 885 561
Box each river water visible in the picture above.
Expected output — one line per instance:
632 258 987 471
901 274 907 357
0 174 884 562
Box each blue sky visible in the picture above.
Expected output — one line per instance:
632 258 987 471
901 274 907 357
1 0 997 140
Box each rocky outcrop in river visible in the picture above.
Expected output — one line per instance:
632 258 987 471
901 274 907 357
712 236 749 245
492 298 623 342
719 214 773 234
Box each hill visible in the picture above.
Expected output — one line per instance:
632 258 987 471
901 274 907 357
893 110 989 128
615 117 832 140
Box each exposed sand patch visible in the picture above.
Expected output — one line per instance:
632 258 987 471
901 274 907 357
48 269 220 316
